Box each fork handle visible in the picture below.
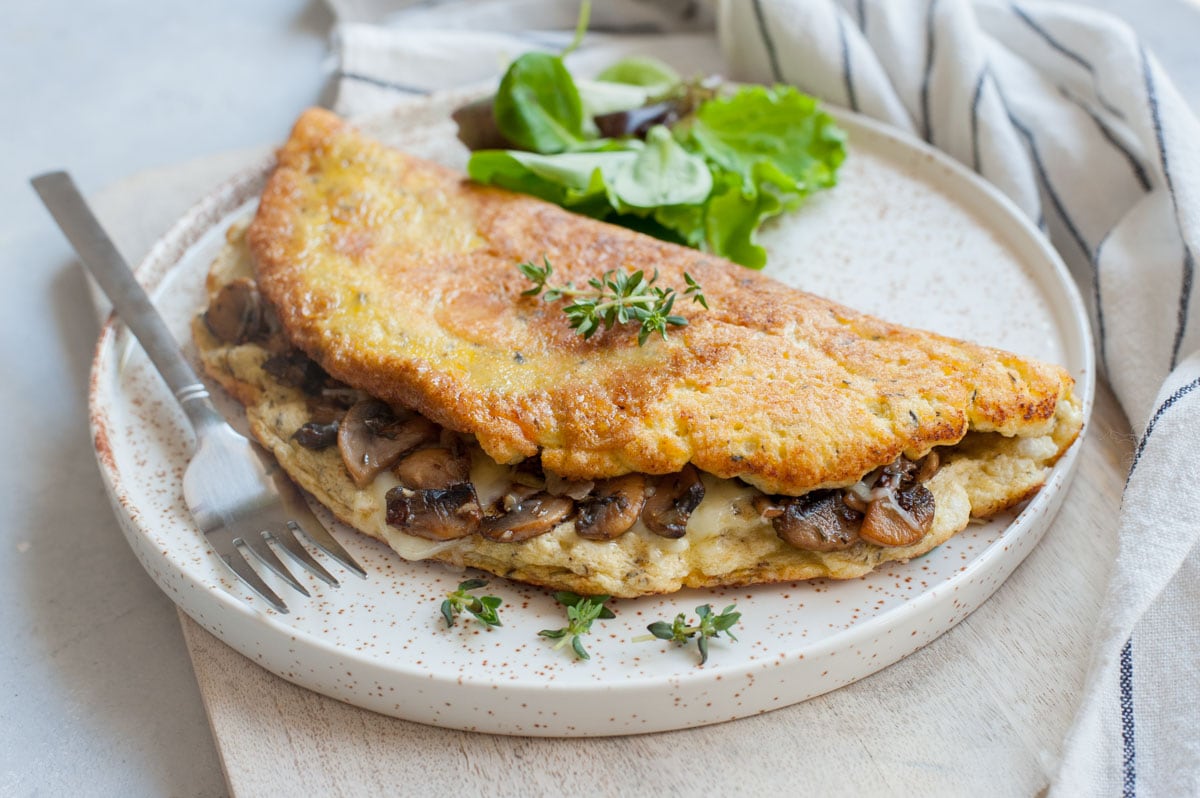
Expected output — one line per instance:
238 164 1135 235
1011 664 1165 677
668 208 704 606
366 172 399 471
32 171 223 434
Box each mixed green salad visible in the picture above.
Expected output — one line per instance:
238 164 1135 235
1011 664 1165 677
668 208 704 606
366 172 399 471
452 32 846 269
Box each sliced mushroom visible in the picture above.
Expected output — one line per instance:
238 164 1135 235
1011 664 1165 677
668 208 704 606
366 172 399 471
766 490 863 552
393 447 470 490
641 465 705 538
204 278 263 344
320 386 366 408
385 484 482 541
293 420 339 450
500 483 540 512
338 399 438 487
858 483 935 547
914 451 940 483
480 493 574 543
263 351 329 395
544 470 594 500
575 474 647 541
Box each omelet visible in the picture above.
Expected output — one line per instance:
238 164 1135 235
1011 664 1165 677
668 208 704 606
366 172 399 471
191 108 1083 598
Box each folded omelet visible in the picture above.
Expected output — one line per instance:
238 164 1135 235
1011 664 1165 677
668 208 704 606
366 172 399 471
192 108 1083 598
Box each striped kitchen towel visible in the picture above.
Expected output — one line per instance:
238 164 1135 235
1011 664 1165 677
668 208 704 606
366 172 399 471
326 1 1200 793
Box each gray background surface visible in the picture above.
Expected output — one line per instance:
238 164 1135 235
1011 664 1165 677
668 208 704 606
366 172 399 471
2 1 1196 795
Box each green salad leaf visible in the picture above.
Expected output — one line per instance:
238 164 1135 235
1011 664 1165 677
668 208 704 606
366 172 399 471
576 79 655 119
683 85 846 198
467 148 624 214
463 46 846 268
493 52 587 153
467 128 711 216
605 126 712 209
595 56 681 91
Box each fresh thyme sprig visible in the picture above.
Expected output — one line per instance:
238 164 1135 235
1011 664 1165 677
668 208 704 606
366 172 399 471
635 603 741 665
440 579 503 628
518 256 707 345
538 591 616 660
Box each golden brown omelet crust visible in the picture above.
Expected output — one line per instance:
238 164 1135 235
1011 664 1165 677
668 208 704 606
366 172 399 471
248 108 1076 496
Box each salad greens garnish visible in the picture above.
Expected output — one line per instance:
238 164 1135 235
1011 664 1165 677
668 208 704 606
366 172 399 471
635 604 742 665
538 591 615 660
518 256 706 345
455 7 845 269
440 579 503 628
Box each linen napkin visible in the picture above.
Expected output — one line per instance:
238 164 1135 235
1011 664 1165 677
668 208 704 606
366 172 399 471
324 1 1200 793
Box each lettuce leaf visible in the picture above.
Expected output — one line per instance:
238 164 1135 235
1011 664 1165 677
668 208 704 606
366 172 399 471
493 52 587 153
467 74 846 268
469 127 712 217
683 85 846 198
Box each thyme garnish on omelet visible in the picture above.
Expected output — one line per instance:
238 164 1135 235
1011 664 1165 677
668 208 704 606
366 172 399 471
518 256 706 345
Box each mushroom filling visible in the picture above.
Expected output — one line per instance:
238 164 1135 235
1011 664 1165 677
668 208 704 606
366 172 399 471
337 399 438 487
754 454 939 550
295 382 942 549
385 483 483 541
206 284 946 549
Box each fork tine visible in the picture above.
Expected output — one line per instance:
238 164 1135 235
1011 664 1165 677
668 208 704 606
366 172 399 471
269 522 339 587
221 550 289 614
288 503 368 580
240 533 311 597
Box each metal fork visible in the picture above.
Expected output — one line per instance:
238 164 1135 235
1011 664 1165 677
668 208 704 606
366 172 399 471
33 171 366 613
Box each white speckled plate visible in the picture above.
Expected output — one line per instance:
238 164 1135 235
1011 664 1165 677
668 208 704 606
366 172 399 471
89 94 1093 736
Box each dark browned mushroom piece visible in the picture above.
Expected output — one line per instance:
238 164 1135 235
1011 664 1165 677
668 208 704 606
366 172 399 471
480 493 575 543
858 483 935 547
393 447 471 490
642 465 705 539
575 475 647 541
204 277 263 344
293 420 339 450
263 351 329 395
763 490 863 552
338 399 438 487
385 484 482 541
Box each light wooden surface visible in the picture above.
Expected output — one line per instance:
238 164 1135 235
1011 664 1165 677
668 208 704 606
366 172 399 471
96 148 1133 797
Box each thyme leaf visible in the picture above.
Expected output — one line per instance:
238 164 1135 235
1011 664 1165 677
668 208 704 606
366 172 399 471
635 603 741 665
538 591 615 660
518 257 706 345
440 578 503 628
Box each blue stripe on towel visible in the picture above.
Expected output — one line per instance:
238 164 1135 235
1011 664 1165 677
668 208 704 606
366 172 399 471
836 13 859 111
337 71 431 95
919 0 938 143
1128 375 1200 479
751 0 784 83
996 91 1092 261
1120 638 1136 797
1011 3 1126 120
1058 89 1152 192
1141 45 1195 371
969 67 989 173
1092 231 1113 376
